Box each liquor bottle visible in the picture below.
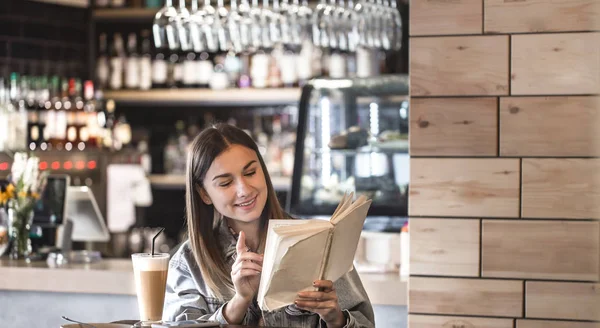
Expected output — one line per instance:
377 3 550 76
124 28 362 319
36 76 49 151
109 33 125 90
139 30 153 90
82 81 98 149
125 33 141 89
25 77 40 150
96 33 110 90
182 51 197 88
196 51 213 88
152 45 168 89
9 73 28 150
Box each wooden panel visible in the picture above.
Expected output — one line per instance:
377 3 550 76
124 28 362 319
411 98 498 156
512 33 600 95
527 281 600 321
522 159 600 219
411 36 509 96
485 0 600 33
500 96 600 156
518 319 600 328
482 220 600 281
410 218 480 276
409 158 520 217
410 315 513 328
409 277 523 317
410 0 482 36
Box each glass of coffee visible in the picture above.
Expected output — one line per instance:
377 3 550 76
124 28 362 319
131 253 170 326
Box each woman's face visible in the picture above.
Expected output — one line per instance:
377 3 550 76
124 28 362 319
200 144 268 224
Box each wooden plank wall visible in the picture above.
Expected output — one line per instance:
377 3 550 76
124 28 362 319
408 1 600 327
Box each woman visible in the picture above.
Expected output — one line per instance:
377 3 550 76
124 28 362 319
163 124 374 327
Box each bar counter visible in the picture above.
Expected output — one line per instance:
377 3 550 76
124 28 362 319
0 258 407 305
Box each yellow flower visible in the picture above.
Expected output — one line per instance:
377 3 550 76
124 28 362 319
5 184 15 199
31 192 40 199
0 191 6 205
18 191 28 198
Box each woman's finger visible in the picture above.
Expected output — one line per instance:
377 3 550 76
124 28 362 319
295 299 336 310
237 252 264 263
239 261 263 272
238 268 261 277
313 280 334 291
297 291 334 301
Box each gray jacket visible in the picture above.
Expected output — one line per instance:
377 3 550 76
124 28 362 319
163 219 375 327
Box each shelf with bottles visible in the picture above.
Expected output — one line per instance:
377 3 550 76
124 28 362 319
0 71 132 154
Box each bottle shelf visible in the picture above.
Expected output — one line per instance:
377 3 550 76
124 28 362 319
149 174 291 191
103 88 301 106
92 8 158 21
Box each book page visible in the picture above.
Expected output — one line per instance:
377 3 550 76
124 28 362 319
258 219 331 311
261 227 331 311
324 198 372 281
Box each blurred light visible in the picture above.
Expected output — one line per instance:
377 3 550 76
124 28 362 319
63 161 73 170
51 161 60 170
369 102 379 136
29 142 36 151
0 162 8 171
78 142 85 151
40 143 48 151
87 160 97 170
75 161 85 170
39 162 48 170
65 142 73 151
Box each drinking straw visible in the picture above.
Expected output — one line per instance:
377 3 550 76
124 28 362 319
151 227 165 257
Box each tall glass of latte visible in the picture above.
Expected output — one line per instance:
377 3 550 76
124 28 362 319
131 253 170 326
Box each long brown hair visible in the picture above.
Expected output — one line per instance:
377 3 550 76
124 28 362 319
185 123 287 300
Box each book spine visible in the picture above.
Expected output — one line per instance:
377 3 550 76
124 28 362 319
316 227 335 291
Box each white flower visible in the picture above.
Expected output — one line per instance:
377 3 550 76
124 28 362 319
23 156 40 192
10 152 28 185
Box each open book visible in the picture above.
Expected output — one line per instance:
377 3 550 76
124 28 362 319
257 193 372 311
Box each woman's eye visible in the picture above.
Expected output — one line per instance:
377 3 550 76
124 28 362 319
219 181 232 187
245 171 256 177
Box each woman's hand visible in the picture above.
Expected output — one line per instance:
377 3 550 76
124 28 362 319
231 230 263 302
295 280 346 328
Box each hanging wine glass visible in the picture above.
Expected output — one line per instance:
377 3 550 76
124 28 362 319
311 0 328 48
379 0 392 51
324 0 338 50
187 0 206 52
260 0 275 49
199 0 219 52
152 0 178 49
249 0 264 51
296 0 313 44
354 0 368 48
214 0 230 52
333 0 348 52
171 0 191 51
344 0 360 52
389 0 402 51
279 0 293 47
238 0 254 51
227 0 244 53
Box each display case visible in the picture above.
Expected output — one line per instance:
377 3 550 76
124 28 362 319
290 75 409 218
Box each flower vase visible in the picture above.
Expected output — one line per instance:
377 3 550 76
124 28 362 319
8 207 34 260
